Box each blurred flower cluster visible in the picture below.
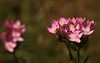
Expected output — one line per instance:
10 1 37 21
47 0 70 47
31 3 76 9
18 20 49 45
47 17 96 50
0 20 25 53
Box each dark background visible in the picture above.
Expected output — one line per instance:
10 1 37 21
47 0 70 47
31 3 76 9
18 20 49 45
0 0 99 63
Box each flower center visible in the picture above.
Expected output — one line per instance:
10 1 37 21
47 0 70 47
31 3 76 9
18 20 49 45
8 44 11 48
72 26 75 28
74 36 78 39
74 32 76 35
61 20 63 23
60 24 63 26
85 31 88 34
84 27 86 30
53 29 55 32
89 22 91 23
80 19 82 22
72 19 75 22
53 26 56 28
72 30 74 32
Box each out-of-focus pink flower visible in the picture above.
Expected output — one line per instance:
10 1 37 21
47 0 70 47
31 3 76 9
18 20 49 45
12 31 24 42
0 20 25 53
13 20 26 33
69 31 83 43
4 41 16 53
13 20 21 29
82 25 94 35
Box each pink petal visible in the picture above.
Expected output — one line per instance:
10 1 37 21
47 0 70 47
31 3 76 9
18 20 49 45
21 28 26 33
87 30 94 35
86 25 90 32
75 39 81 43
21 25 25 28
8 48 14 53
69 24 75 31
47 27 56 33
51 22 56 28
16 20 21 26
11 42 17 48
53 20 59 28
74 31 80 35
78 33 83 38
69 34 75 38
13 38 17 42
65 18 69 25
82 26 85 31
5 20 10 27
76 24 79 29
4 42 14 53
69 38 76 41
17 37 24 42
13 20 21 28
12 32 20 37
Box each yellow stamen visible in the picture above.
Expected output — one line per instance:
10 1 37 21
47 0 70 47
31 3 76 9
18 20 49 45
72 19 75 22
74 36 78 39
61 20 63 23
85 31 88 34
84 27 86 30
53 26 56 28
60 24 62 26
74 32 76 34
72 26 75 28
80 19 82 22
89 22 91 23
8 44 11 48
72 30 74 32
53 29 55 32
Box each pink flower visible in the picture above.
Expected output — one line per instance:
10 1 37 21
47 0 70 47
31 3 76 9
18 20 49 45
69 31 83 43
82 25 94 35
13 20 25 32
47 20 59 33
87 20 96 28
70 17 78 24
59 17 69 26
78 17 85 25
12 31 24 42
69 24 80 32
13 20 22 29
4 41 16 53
60 27 67 36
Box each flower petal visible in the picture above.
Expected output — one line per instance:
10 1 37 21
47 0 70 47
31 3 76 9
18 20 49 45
47 27 56 33
17 37 24 42
13 38 17 42
69 34 75 38
78 33 83 38
75 39 81 43
87 30 94 35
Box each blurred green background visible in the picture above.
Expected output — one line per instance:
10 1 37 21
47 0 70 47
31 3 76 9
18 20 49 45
0 0 99 63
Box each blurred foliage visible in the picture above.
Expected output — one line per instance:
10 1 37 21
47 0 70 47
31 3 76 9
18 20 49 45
0 0 100 63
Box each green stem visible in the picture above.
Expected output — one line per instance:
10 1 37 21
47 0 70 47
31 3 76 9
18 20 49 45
13 53 18 63
77 50 80 63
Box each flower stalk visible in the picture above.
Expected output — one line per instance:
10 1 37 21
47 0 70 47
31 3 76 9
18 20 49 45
77 50 80 63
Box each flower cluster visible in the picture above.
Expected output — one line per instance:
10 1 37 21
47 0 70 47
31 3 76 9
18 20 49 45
47 17 96 43
0 20 25 53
